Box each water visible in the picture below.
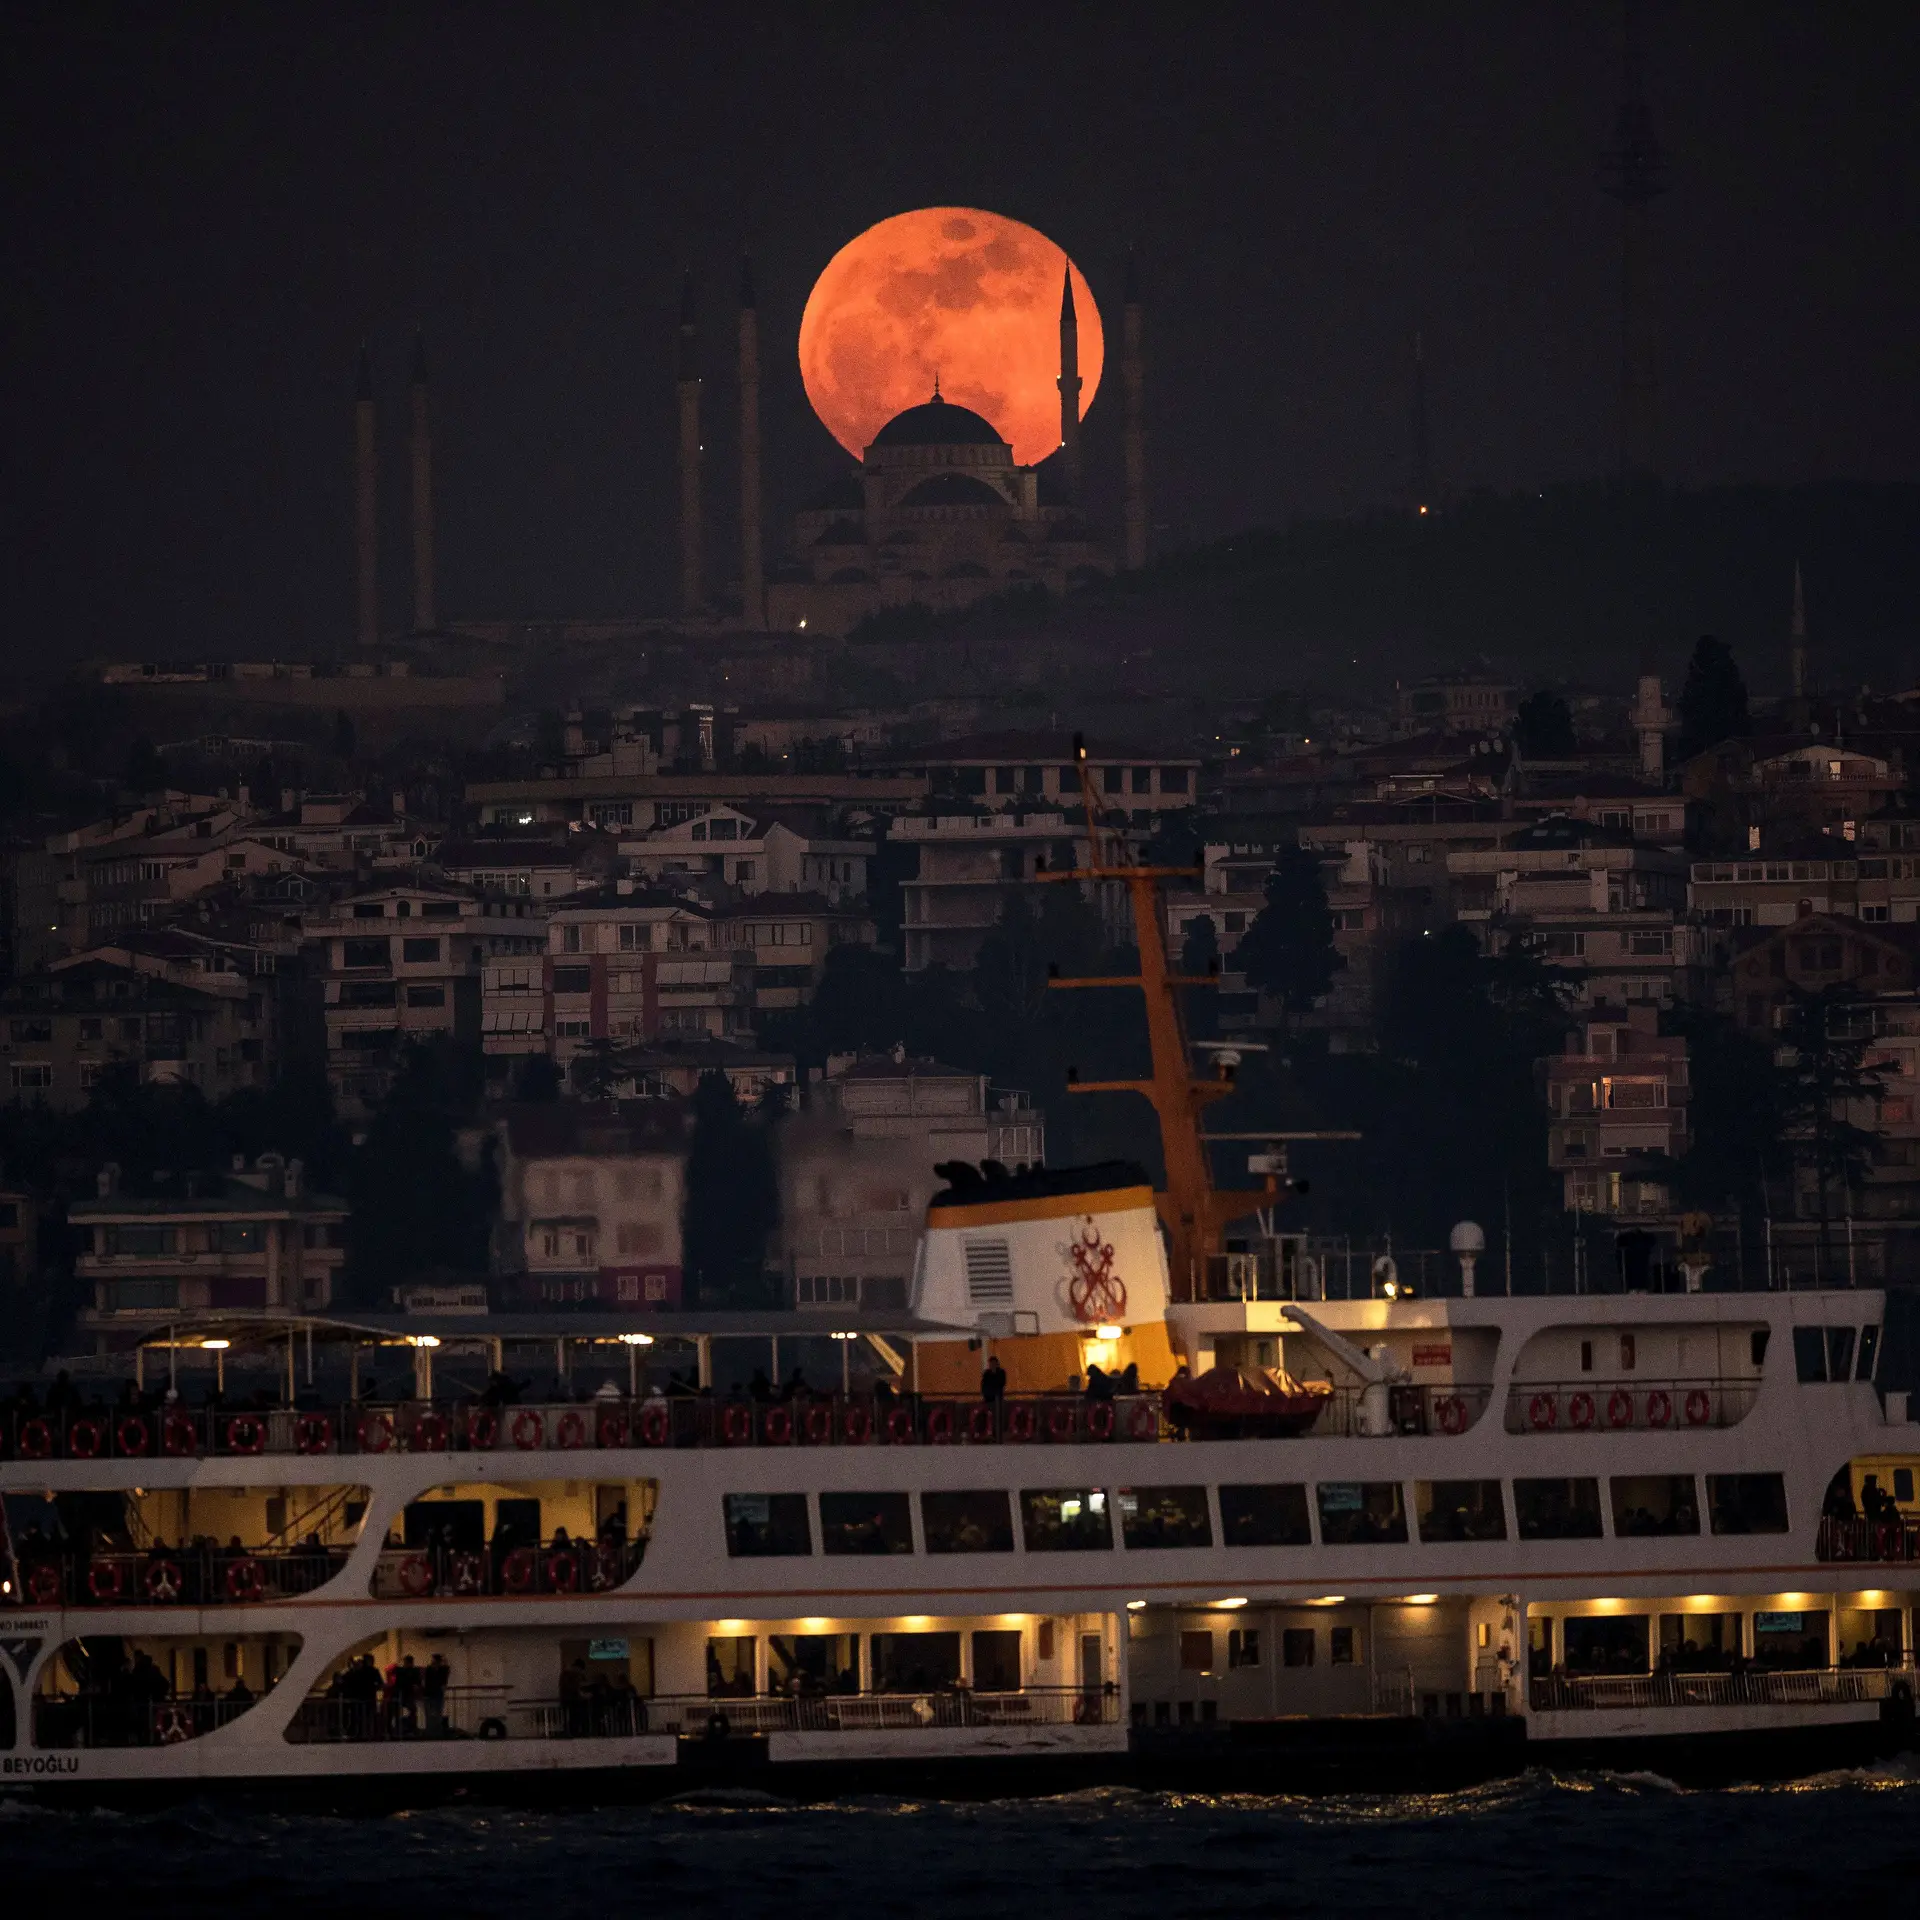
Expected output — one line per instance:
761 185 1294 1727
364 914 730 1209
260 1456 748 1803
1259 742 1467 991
3 1767 1917 1917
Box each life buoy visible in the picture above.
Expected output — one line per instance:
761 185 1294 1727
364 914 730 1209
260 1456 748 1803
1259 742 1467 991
1645 1389 1674 1429
116 1415 152 1457
886 1406 916 1445
161 1412 198 1457
358 1409 395 1454
596 1409 629 1448
841 1402 873 1444
1086 1402 1116 1441
225 1414 266 1456
925 1403 955 1445
510 1409 544 1451
1126 1400 1159 1442
1567 1391 1596 1431
465 1407 499 1450
501 1547 537 1593
224 1555 265 1603
638 1402 670 1447
721 1404 753 1446
1683 1388 1712 1427
554 1409 589 1451
397 1554 434 1597
86 1559 124 1603
1435 1394 1470 1436
450 1551 485 1595
154 1704 193 1745
1005 1403 1037 1442
967 1402 996 1443
17 1416 53 1460
803 1402 834 1446
144 1558 184 1603
763 1405 794 1446
1527 1393 1557 1431
67 1416 105 1460
295 1412 333 1455
411 1411 450 1453
1047 1401 1078 1441
1606 1389 1634 1429
26 1561 62 1606
545 1549 580 1593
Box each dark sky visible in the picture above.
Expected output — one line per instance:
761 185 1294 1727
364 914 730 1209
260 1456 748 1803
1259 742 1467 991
3 2 1916 660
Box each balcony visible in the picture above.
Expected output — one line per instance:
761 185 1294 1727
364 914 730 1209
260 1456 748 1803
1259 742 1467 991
1815 1515 1920 1564
1502 1377 1757 1434
369 1536 646 1599
1531 1663 1914 1714
8 1544 346 1610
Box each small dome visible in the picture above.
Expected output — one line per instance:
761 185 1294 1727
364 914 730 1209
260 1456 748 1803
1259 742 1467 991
870 393 1006 449
896 473 1004 507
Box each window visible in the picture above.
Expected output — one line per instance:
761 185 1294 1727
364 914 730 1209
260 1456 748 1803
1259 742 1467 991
1281 1628 1316 1668
1179 1630 1213 1673
1609 1475 1699 1537
1218 1484 1313 1546
871 1632 960 1693
994 767 1016 794
1415 1480 1507 1543
1131 767 1153 794
1793 1326 1828 1382
619 923 651 951
1159 767 1190 795
1020 1488 1112 1551
213 1222 264 1253
342 937 387 969
1117 1486 1211 1549
1706 1474 1789 1535
1227 1628 1260 1669
1659 1613 1740 1670
767 1634 856 1695
962 1238 1013 1304
920 1489 1014 1554
1315 1482 1408 1545
405 984 446 1008
1563 1614 1650 1675
1827 1327 1856 1380
562 924 582 953
351 902 386 919
9 1064 53 1092
104 1225 176 1257
422 901 459 919
1857 1325 1880 1379
401 936 441 964
551 965 592 995
972 1629 1021 1691
706 1636 756 1696
1753 1610 1829 1669
1514 1477 1605 1540
1330 1626 1358 1665
722 1492 811 1557
1101 767 1124 794
819 1492 913 1556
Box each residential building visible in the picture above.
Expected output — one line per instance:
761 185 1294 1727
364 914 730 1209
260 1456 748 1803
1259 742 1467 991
433 828 621 902
707 893 878 1013
1393 674 1518 737
1722 914 1920 1035
465 771 926 835
1691 837 1920 930
70 1156 348 1351
869 731 1199 825
1541 1004 1691 1217
620 805 873 903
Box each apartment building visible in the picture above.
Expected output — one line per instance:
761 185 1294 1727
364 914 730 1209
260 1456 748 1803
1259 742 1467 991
433 829 621 902
1691 836 1920 929
1392 673 1517 737
1541 1004 1691 1217
70 1156 348 1351
1722 914 1920 1034
870 731 1200 824
706 893 878 1013
620 805 873 903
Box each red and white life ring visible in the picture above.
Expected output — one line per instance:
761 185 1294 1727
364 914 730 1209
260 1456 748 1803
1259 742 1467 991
450 1552 485 1595
144 1558 184 1603
762 1405 794 1446
1526 1393 1557 1431
596 1409 629 1448
501 1547 537 1593
397 1554 435 1597
554 1409 589 1451
1606 1389 1634 1430
1434 1394 1470 1436
1005 1403 1037 1443
17 1417 53 1460
67 1416 106 1460
224 1414 266 1456
224 1556 265 1603
465 1407 499 1450
358 1409 395 1454
637 1403 670 1447
720 1405 753 1446
26 1561 63 1606
411 1411 450 1453
885 1406 916 1445
154 1704 193 1745
804 1402 834 1446
1645 1389 1674 1429
967 1402 997 1443
116 1415 152 1458
295 1413 333 1455
86 1559 125 1603
161 1412 198 1457
924 1403 954 1445
510 1409 545 1451
1086 1402 1116 1441
1567 1391 1596 1431
1683 1388 1712 1427
545 1550 580 1593
841 1403 873 1444
1126 1400 1159 1442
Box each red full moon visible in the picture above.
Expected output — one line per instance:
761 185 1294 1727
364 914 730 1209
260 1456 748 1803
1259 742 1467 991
799 207 1103 469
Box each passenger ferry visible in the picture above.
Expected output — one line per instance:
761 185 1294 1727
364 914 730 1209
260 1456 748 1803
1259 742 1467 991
0 751 1914 1797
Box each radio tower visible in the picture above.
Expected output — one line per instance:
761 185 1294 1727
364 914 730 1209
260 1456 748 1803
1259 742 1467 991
1599 0 1669 480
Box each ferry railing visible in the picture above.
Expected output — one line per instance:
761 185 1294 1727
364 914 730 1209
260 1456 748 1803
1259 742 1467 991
6 1545 347 1610
34 1687 282 1748
1530 1663 1915 1713
367 1536 647 1600
1815 1515 1920 1564
286 1683 520 1743
1501 1377 1758 1436
1300 1384 1496 1439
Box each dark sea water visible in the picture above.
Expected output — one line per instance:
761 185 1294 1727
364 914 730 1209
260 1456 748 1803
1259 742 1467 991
3 1766 1917 1918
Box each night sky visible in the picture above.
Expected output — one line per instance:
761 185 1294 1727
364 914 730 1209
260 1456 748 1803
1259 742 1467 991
3 2 1916 660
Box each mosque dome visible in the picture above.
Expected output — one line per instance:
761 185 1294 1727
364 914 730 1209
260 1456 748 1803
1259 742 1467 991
869 392 1006 449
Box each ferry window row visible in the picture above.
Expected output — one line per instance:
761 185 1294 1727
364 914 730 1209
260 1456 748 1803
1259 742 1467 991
721 1473 1791 1557
1793 1324 1880 1384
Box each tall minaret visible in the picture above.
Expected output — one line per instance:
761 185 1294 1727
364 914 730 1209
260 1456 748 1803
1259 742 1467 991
677 274 703 617
1057 263 1082 502
1121 250 1147 570
408 331 436 633
354 344 378 647
737 258 764 630
1789 561 1809 730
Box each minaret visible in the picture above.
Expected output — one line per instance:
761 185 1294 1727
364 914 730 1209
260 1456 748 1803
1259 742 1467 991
1790 562 1809 730
408 331 436 633
737 258 764 630
1057 264 1082 502
1599 0 1670 479
1121 250 1147 570
1410 331 1432 514
677 273 703 617
354 344 378 647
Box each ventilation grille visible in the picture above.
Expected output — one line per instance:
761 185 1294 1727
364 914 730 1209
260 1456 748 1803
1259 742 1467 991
962 1238 1014 1305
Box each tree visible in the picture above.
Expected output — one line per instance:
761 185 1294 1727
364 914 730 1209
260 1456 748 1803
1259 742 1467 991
1179 913 1221 1042
124 736 166 795
1513 689 1575 757
1774 985 1890 1273
1676 635 1751 762
682 1071 779 1307
1236 844 1343 1017
512 1053 563 1102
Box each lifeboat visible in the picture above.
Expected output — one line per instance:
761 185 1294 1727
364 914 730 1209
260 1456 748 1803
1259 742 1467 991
1163 1364 1332 1438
